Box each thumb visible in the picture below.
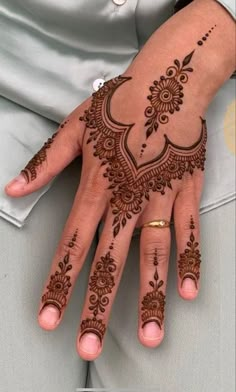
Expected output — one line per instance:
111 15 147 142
5 101 89 197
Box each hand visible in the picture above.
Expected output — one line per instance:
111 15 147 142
5 0 235 360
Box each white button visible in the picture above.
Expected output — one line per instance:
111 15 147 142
93 78 105 91
113 0 127 5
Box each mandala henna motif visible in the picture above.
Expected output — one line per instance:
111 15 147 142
21 133 57 182
79 75 207 237
141 249 166 329
80 252 116 342
40 229 78 315
144 50 194 138
178 216 201 289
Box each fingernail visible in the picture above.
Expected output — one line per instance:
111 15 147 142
182 278 197 292
142 322 162 339
6 174 27 191
79 333 100 355
39 305 60 327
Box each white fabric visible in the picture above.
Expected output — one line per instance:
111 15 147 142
0 0 235 227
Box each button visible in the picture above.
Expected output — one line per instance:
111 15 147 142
93 78 105 91
113 0 127 5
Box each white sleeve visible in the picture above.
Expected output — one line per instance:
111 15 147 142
173 0 236 78
214 0 236 19
174 0 235 20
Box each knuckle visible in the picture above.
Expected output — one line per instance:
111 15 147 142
58 232 86 263
142 241 169 267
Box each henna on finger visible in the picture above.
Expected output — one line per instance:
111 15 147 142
21 133 57 182
39 229 78 316
80 250 117 342
21 120 69 183
141 248 166 329
178 216 201 289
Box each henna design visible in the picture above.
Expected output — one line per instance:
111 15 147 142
80 252 116 342
79 75 207 237
21 133 57 182
59 119 69 129
141 249 166 329
197 25 216 46
144 50 194 138
21 119 69 182
178 216 201 289
40 229 78 315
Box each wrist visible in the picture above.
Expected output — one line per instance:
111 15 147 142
126 0 235 108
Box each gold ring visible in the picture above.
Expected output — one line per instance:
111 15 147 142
142 219 170 229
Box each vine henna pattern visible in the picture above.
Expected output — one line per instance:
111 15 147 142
21 119 69 182
79 75 207 237
21 132 57 182
40 229 78 316
144 50 194 138
178 216 201 289
141 248 166 329
80 252 117 342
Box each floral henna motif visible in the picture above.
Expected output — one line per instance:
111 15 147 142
79 75 207 237
141 249 166 329
80 252 116 342
40 229 78 315
144 51 194 138
178 216 201 289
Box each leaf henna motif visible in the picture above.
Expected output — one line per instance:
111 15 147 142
79 75 207 238
178 216 201 289
80 252 116 342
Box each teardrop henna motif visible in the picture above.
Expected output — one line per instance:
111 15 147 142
79 75 207 237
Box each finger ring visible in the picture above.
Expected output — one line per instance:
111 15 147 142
142 219 170 229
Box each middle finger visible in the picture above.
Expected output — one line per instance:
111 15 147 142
77 208 138 360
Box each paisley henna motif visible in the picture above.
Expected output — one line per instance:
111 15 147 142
79 75 207 237
80 252 116 342
178 216 201 289
40 229 77 315
141 249 166 329
144 50 194 138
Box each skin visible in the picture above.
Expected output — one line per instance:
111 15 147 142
5 0 236 360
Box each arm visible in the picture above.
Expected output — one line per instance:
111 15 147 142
127 0 235 110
